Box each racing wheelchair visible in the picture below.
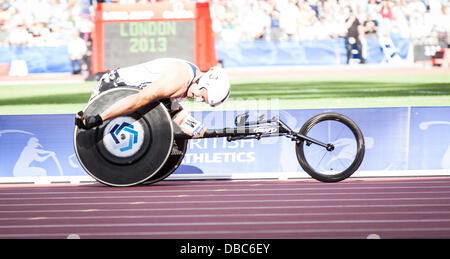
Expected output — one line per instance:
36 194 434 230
74 88 365 186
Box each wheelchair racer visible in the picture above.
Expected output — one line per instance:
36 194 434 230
75 58 231 138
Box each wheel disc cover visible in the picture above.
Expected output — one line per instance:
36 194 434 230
73 88 173 186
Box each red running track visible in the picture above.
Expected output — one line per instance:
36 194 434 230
1 177 450 239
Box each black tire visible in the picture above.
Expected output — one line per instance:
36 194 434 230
296 112 365 182
143 113 192 185
143 137 188 185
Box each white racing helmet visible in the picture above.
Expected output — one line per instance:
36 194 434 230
198 66 230 107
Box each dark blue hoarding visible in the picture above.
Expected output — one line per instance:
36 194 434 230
0 107 449 182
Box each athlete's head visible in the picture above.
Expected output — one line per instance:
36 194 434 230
197 66 230 107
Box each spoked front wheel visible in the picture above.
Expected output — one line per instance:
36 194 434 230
296 112 365 182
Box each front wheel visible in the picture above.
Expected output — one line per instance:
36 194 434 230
296 112 365 182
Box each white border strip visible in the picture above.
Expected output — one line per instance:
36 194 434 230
0 176 96 185
1 170 450 185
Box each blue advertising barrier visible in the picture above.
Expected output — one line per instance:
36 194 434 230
216 36 411 67
0 46 72 73
0 115 80 178
182 107 411 178
409 107 450 170
0 107 449 183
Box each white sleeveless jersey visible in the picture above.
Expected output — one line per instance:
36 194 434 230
115 58 197 110
115 58 197 90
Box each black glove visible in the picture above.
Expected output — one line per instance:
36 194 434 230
75 111 103 130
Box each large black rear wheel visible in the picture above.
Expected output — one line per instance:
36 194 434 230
74 88 174 187
143 138 188 185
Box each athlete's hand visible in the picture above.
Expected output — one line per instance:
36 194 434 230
75 111 103 129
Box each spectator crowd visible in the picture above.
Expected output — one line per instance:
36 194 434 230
0 0 449 69
0 0 94 47
210 0 450 47
2 0 449 46
0 0 95 73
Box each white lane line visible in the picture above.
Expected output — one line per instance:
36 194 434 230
2 190 450 201
2 203 450 214
1 178 450 189
2 226 450 239
2 184 450 196
1 176 449 188
66 234 81 239
1 210 450 222
1 197 450 207
2 218 450 229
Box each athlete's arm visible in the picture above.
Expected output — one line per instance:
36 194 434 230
75 61 191 130
99 84 162 122
99 78 176 121
172 107 207 138
99 63 190 122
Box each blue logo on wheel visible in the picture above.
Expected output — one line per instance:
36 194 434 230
109 122 138 152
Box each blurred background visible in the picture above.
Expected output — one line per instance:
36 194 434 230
0 0 449 76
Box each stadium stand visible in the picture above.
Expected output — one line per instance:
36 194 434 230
0 0 449 73
210 0 449 45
